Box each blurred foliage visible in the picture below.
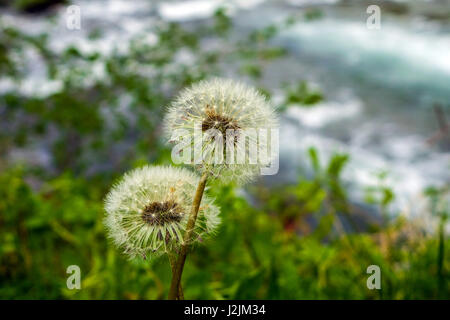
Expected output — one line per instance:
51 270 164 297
0 6 448 300
304 8 324 21
0 162 448 299
282 81 324 110
0 0 66 13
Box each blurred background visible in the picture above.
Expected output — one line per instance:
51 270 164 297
0 0 449 299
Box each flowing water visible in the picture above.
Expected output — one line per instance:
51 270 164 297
1 0 449 222
232 1 450 219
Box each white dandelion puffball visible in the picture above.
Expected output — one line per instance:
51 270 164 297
164 78 279 185
104 165 220 259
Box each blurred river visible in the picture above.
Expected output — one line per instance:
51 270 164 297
1 0 449 222
234 0 450 220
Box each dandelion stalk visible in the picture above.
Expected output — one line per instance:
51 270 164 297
168 172 208 300
168 252 184 299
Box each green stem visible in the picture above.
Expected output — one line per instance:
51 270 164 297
168 253 184 299
168 172 208 300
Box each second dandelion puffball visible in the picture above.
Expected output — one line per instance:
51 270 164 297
104 165 220 259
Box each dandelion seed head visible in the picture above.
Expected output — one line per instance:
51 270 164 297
104 165 221 259
164 78 279 185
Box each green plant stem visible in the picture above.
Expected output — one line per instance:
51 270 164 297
168 172 208 300
168 253 184 299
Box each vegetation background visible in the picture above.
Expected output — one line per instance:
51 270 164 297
0 0 448 299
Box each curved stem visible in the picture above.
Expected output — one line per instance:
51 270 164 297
168 172 208 300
